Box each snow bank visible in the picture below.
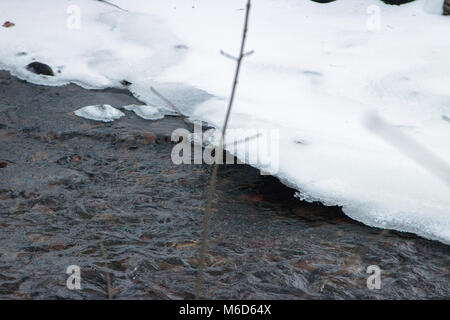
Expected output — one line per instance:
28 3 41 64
0 0 449 243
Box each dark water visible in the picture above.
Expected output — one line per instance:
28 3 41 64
0 71 448 299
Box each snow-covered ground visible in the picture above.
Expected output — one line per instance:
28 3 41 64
0 0 449 244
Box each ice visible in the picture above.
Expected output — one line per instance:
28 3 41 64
74 104 124 122
0 0 449 244
123 104 165 120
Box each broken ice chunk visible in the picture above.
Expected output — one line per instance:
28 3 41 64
123 104 165 120
74 104 124 122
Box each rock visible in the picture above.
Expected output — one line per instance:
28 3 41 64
117 132 138 147
0 249 20 262
26 62 54 76
137 132 158 145
27 233 47 243
120 80 132 86
84 198 109 211
380 0 416 4
32 152 49 162
92 212 121 222
0 72 11 85
30 204 55 215
2 21 15 28
445 0 450 15
47 169 89 186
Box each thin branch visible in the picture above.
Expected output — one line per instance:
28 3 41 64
443 115 450 123
221 49 253 60
97 0 128 12
100 241 113 300
242 50 254 57
220 50 238 61
195 0 252 300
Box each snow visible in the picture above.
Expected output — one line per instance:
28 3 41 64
74 104 124 122
0 0 449 244
123 104 166 120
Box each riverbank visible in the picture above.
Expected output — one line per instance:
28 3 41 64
0 70 448 299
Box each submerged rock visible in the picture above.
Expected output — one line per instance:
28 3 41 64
26 62 54 76
46 169 89 186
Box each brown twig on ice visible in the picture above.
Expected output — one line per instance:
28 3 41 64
100 241 113 300
195 0 253 300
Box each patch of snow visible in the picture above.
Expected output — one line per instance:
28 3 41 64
74 104 125 122
123 104 165 120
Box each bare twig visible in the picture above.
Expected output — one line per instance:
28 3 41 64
97 0 128 12
242 50 254 57
221 49 253 61
443 115 450 123
100 241 113 300
220 50 238 61
195 0 252 300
